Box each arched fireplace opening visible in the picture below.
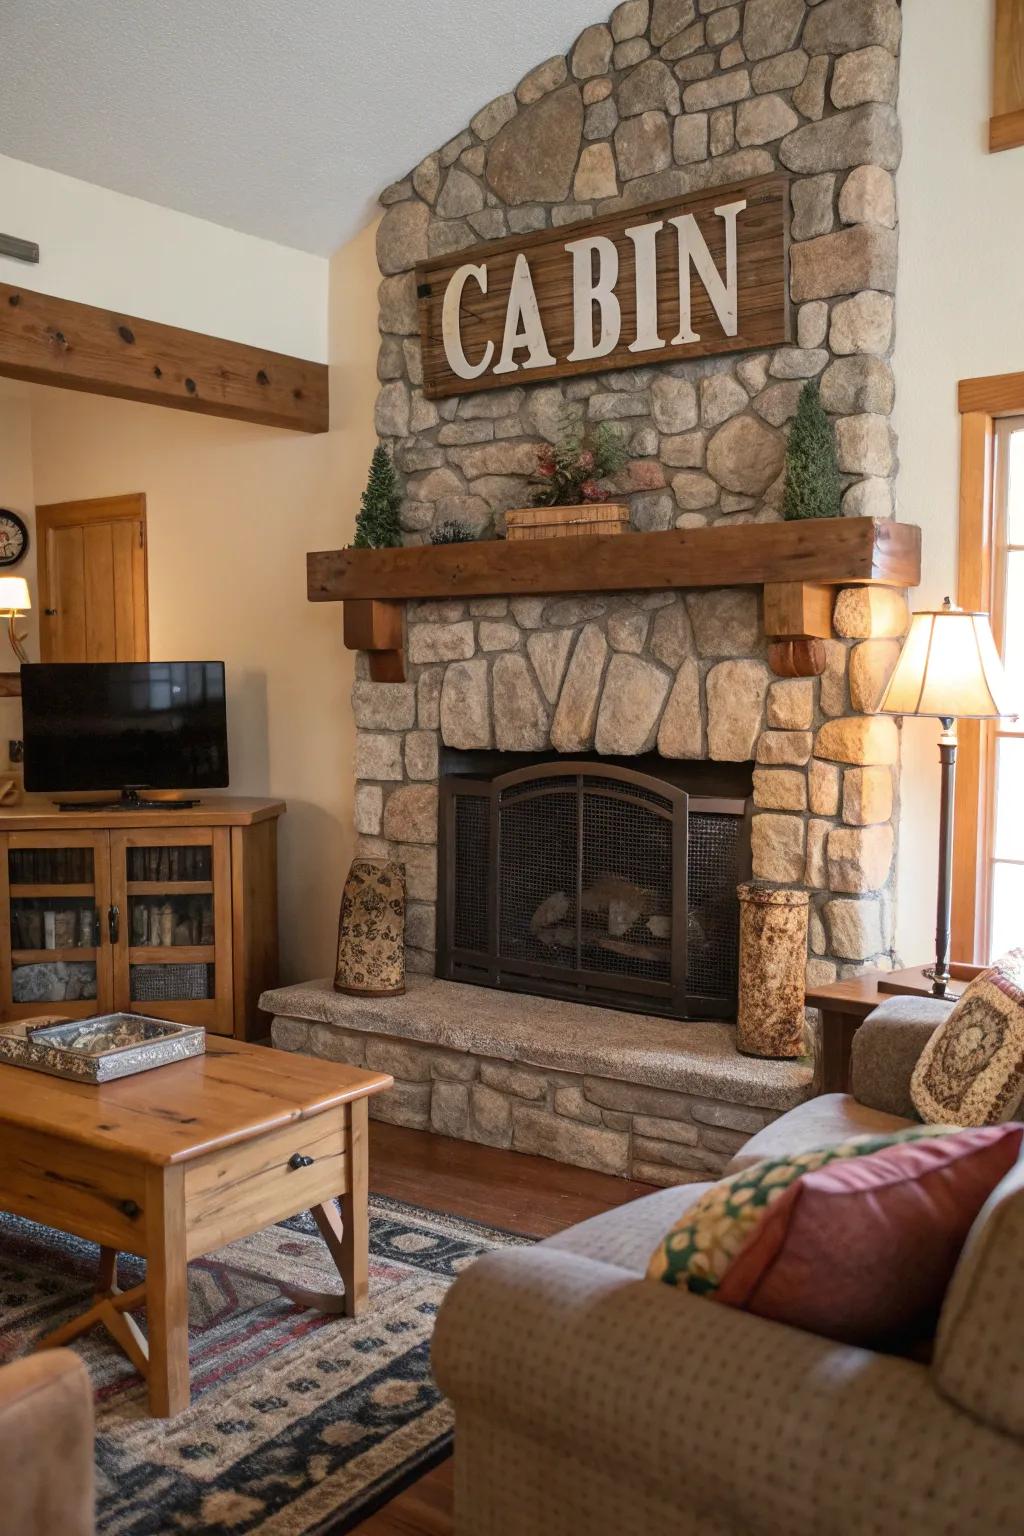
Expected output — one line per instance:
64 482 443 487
437 751 752 1021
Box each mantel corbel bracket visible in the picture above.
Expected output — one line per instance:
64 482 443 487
344 599 405 682
763 580 833 677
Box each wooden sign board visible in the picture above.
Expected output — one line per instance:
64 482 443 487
416 173 790 400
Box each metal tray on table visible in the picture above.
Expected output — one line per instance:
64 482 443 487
0 1012 206 1083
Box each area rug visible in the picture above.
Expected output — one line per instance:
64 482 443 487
0 1196 525 1534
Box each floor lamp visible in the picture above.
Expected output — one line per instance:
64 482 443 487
879 597 1017 998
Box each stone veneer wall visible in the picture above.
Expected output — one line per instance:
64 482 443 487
347 0 909 1010
374 0 901 541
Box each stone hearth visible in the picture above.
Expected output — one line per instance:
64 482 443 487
264 975 813 1183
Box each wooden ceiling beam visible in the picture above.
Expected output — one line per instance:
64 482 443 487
0 281 328 433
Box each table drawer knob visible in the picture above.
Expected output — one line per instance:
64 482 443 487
120 1199 141 1219
288 1153 315 1170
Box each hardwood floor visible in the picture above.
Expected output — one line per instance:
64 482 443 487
369 1120 654 1238
352 1122 655 1535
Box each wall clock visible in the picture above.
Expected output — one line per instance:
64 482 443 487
0 510 29 567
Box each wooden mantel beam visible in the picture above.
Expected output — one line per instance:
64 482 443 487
308 518 921 604
0 281 328 433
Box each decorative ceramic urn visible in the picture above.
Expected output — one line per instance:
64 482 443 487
334 858 407 998
736 883 810 1060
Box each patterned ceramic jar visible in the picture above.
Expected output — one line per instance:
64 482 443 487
736 883 810 1059
334 858 407 998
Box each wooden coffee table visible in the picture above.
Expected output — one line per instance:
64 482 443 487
0 1036 392 1417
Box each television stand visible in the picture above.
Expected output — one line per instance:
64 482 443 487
0 795 285 1040
54 788 201 812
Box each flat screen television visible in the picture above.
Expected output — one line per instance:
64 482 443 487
21 662 229 801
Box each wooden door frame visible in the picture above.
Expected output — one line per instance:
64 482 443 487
36 492 150 662
953 372 1024 961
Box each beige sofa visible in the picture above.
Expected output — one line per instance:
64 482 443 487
433 998 1024 1535
0 1350 94 1536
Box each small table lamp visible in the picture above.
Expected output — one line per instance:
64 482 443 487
0 577 30 665
879 597 1017 997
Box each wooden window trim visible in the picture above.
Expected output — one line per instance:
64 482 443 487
992 0 1024 152
954 373 1024 961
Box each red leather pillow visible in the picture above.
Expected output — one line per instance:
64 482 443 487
715 1125 1023 1347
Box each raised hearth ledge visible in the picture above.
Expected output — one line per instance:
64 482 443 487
264 976 814 1181
260 975 812 1112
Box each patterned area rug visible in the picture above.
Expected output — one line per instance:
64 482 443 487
0 1196 525 1534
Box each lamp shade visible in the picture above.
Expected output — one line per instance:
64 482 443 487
879 599 1017 721
0 577 30 614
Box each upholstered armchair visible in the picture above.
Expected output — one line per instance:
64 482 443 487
433 1000 1024 1535
0 1350 94 1536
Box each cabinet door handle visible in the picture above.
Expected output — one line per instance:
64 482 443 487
108 904 120 944
288 1153 315 1170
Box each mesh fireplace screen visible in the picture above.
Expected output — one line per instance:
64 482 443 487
438 759 750 1020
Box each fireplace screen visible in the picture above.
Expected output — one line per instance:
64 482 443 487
438 759 750 1020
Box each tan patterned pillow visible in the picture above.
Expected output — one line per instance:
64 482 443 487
911 950 1024 1126
647 1127 951 1297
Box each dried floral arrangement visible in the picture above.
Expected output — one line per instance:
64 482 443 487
532 419 628 508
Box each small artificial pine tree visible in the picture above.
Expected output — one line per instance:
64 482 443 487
353 445 403 548
782 381 842 521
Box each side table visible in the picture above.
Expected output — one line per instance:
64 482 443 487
806 963 981 1093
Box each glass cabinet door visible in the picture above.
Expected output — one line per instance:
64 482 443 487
2 831 114 1017
109 827 233 1033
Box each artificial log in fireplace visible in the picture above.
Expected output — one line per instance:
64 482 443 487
437 754 753 1021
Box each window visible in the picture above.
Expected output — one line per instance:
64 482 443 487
985 421 1024 959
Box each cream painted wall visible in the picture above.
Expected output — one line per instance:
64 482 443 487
0 153 328 360
0 391 38 753
893 0 1023 963
20 221 379 984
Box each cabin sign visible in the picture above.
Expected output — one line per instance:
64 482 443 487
416 174 789 400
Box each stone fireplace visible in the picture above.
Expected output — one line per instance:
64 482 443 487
350 580 904 990
267 576 908 1182
270 0 914 1181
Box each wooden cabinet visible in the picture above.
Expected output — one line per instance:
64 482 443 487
0 798 284 1038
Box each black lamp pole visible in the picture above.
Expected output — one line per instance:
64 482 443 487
931 716 957 999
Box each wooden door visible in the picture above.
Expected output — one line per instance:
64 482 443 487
0 828 114 1020
37 493 149 662
108 826 234 1034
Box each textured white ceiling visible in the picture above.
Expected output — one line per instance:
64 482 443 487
0 0 603 256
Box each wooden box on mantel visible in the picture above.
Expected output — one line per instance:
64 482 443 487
505 503 630 541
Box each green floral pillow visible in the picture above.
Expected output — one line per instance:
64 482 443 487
647 1126 955 1296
